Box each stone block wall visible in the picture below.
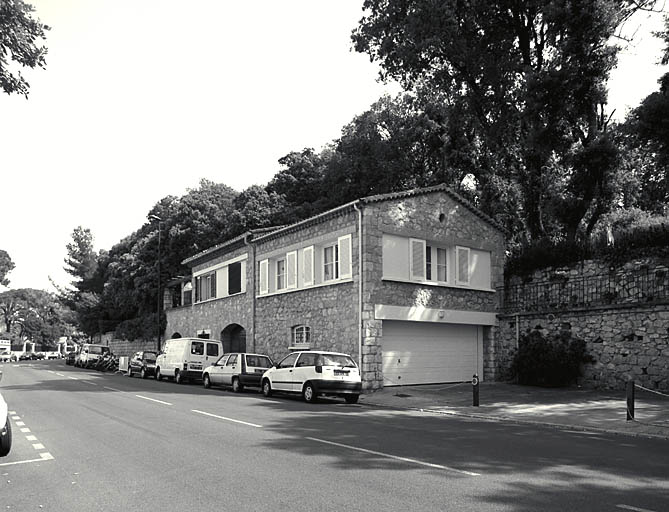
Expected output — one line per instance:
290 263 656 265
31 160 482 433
498 259 669 390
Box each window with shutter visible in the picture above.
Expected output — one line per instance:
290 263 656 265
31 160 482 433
409 238 426 281
259 259 269 295
302 246 314 286
287 251 297 289
228 262 241 295
338 234 352 279
456 246 470 285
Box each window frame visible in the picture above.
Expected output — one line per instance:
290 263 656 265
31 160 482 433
323 243 339 282
455 246 471 286
292 325 311 347
276 258 287 291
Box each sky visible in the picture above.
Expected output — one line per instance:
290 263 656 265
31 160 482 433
1 1 667 293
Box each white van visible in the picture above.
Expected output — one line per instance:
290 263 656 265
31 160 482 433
76 344 110 368
156 337 222 384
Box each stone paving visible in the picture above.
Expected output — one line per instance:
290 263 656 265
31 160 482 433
359 381 669 439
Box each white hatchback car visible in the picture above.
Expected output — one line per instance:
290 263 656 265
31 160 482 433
261 351 361 404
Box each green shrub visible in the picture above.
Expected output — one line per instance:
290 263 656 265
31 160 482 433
511 330 591 387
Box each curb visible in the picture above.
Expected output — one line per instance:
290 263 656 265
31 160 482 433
360 400 669 441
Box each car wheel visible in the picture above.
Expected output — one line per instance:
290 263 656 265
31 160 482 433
175 370 184 384
232 377 243 393
262 379 272 397
140 368 147 379
303 382 318 403
0 417 12 457
126 367 132 377
155 367 162 381
345 394 359 404
203 374 211 389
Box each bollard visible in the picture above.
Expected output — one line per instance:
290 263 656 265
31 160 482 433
472 374 479 407
626 379 635 421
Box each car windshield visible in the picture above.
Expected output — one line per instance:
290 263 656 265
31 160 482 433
320 354 357 368
89 346 108 355
144 352 157 362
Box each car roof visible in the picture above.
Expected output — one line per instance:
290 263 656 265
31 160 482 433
225 352 271 357
294 350 352 356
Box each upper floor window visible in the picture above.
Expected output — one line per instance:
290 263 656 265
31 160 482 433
323 244 339 281
276 258 286 290
426 245 448 283
228 261 242 295
195 272 216 302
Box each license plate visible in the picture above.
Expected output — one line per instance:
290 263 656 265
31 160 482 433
334 370 349 376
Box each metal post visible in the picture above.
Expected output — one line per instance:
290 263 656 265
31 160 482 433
157 222 161 353
626 380 635 421
472 374 479 407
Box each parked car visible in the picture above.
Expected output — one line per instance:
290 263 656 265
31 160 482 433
203 352 273 392
0 371 11 457
18 353 30 361
0 353 12 363
261 351 362 404
156 337 222 384
65 352 76 365
127 351 157 379
76 344 110 368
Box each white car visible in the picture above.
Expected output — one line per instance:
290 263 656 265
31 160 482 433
261 351 362 404
0 371 11 457
203 352 273 392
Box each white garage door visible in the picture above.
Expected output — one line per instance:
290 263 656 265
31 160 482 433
382 321 481 386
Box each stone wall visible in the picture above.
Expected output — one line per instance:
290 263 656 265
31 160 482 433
97 333 157 358
498 259 669 390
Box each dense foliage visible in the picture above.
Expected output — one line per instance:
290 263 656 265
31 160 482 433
511 330 591 387
0 250 15 287
0 0 49 97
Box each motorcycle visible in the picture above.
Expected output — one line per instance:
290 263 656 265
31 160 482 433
0 371 11 457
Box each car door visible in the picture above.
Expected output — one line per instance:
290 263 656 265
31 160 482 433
292 352 319 391
208 354 228 386
271 353 300 392
205 342 220 368
221 353 239 386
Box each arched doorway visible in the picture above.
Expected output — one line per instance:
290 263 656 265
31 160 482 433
221 324 246 353
171 332 182 339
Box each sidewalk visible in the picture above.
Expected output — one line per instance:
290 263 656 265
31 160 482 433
359 381 669 440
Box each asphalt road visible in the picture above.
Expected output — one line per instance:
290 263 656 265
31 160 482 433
0 360 667 512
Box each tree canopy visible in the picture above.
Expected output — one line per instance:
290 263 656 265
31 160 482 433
0 249 14 287
0 0 49 97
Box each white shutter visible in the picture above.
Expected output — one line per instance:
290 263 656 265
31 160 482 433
338 234 352 279
409 238 426 281
302 246 314 286
456 246 470 285
259 259 269 294
240 260 247 293
287 251 297 289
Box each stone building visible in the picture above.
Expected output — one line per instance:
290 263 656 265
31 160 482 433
164 184 506 390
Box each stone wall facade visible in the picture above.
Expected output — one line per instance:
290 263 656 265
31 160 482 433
498 259 669 391
360 192 506 388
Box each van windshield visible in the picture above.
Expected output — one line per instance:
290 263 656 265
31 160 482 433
89 346 109 355
144 352 157 362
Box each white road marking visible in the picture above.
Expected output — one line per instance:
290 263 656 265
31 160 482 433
10 416 20 420
8 411 16 415
55 373 64 377
47 370 55 374
0 452 54 467
135 395 172 406
305 437 480 476
103 386 122 392
15 421 25 427
25 435 37 441
192 409 263 428
68 376 79 380
32 443 45 450
80 380 97 386
20 428 30 433
617 505 658 512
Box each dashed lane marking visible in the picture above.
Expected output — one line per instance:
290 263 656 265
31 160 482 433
103 386 122 392
192 409 263 428
305 437 481 476
25 435 37 441
80 380 97 386
135 395 172 406
68 376 79 380
19 428 30 433
32 443 45 450
55 373 64 377
15 421 25 427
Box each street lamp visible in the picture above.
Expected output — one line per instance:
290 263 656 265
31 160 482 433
149 214 162 352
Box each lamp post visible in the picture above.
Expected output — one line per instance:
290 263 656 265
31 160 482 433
149 214 162 352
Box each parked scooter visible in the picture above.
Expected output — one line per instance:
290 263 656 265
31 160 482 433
0 371 12 457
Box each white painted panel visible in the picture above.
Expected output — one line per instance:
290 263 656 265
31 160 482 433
382 234 409 280
469 249 491 289
216 266 228 298
382 321 480 386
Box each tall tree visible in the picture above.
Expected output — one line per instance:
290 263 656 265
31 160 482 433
0 0 49 97
0 249 14 286
352 0 659 243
